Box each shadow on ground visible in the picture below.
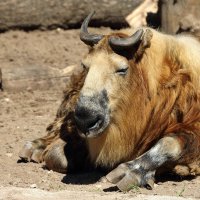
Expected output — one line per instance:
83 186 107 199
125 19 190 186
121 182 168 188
62 171 105 185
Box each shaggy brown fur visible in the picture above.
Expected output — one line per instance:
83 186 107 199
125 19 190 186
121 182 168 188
19 27 200 182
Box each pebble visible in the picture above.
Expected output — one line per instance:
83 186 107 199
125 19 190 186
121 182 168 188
95 184 102 189
5 153 13 157
4 98 10 102
30 184 37 188
47 170 53 174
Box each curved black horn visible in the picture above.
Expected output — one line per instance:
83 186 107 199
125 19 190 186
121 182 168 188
80 11 103 46
109 29 144 50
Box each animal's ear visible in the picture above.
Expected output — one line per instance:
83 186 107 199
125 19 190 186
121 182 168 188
135 29 153 61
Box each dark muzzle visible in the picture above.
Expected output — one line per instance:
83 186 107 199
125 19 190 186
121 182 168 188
74 90 110 137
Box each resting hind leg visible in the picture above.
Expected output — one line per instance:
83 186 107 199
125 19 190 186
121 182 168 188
19 69 87 165
43 138 68 173
43 134 88 173
19 128 60 163
174 160 200 176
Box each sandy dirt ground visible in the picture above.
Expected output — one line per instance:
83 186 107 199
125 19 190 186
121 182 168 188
0 29 200 199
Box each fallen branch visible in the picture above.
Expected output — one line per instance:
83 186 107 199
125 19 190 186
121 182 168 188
126 0 158 28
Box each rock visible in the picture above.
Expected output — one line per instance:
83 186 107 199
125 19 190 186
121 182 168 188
5 153 13 157
4 98 10 102
160 0 200 34
30 184 37 188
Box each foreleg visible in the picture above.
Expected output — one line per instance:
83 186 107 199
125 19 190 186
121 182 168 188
19 129 60 163
106 132 200 191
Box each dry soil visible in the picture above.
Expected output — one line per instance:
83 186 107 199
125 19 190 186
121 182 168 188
0 28 199 199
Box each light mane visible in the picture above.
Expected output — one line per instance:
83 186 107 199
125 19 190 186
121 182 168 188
86 28 200 168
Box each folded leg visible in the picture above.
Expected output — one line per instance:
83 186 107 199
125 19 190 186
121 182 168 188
19 69 87 169
106 132 200 191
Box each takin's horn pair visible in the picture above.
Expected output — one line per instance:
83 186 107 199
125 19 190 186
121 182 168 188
80 11 144 49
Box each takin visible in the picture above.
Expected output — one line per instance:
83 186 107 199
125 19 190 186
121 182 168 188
19 11 200 191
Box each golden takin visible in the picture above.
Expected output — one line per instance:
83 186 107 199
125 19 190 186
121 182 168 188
19 11 200 191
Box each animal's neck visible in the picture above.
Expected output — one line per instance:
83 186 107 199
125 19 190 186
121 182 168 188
87 70 150 168
87 31 200 168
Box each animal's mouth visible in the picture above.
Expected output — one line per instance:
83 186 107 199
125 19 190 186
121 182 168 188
78 116 109 138
74 90 110 138
89 118 105 136
89 118 103 132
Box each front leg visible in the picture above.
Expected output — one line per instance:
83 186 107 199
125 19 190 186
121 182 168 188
19 132 59 163
106 132 199 191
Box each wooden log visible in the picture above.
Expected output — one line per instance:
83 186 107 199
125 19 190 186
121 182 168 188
1 65 80 91
160 0 200 34
0 0 143 30
126 0 158 29
0 68 3 91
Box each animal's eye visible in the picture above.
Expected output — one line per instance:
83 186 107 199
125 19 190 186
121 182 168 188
116 67 128 75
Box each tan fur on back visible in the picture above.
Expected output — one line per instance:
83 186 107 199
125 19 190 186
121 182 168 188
84 28 200 168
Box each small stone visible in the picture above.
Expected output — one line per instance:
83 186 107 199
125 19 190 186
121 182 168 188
5 153 13 157
95 184 102 189
27 87 33 92
47 170 53 174
4 98 10 102
30 184 37 188
56 28 62 33
99 176 108 183
154 183 159 188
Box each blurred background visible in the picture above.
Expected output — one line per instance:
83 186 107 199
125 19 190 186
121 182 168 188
0 0 199 34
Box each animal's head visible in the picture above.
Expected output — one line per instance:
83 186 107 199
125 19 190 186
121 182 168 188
74 11 153 138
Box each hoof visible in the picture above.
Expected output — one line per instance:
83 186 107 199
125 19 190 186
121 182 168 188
19 141 44 163
106 163 155 191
